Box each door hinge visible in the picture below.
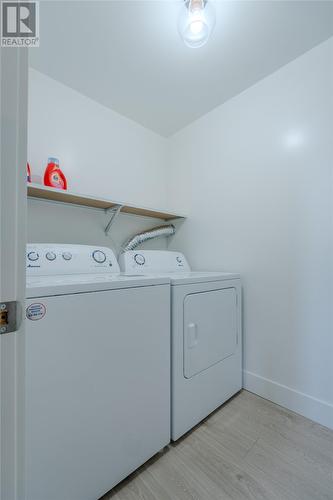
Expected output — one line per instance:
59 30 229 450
0 301 20 334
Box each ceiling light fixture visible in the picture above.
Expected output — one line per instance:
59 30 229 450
178 0 216 49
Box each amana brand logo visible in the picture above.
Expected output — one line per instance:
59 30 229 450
1 1 39 47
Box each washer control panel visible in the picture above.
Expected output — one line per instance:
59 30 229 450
92 250 107 263
119 250 190 274
26 244 120 276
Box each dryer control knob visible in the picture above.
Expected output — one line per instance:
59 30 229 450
62 252 72 261
27 251 39 262
134 254 145 266
46 252 56 261
92 250 106 264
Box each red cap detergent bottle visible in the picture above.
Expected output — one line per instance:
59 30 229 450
44 157 67 190
27 162 31 183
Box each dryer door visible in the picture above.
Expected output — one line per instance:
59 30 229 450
184 287 238 379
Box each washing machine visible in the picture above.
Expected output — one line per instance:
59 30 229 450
119 250 242 441
26 244 170 500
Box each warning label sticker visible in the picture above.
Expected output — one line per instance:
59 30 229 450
26 303 46 321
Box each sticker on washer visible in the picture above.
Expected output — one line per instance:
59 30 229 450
26 303 46 321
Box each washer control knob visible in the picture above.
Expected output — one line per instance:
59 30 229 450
134 253 145 266
46 252 56 261
62 252 72 261
27 251 39 262
92 250 106 264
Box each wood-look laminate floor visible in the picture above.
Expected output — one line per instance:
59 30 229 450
101 390 333 500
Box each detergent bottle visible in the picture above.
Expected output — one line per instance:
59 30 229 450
27 162 31 183
44 157 67 190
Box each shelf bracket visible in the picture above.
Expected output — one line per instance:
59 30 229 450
104 204 123 235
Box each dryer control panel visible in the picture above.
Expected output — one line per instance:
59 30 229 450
27 244 120 276
119 250 191 274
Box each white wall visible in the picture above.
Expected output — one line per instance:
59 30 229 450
28 69 170 251
28 69 168 208
28 200 174 255
168 38 333 428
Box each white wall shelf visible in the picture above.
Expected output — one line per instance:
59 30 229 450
27 183 185 234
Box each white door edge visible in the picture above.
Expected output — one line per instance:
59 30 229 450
0 47 28 500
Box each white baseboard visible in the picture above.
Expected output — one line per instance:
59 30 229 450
243 370 333 430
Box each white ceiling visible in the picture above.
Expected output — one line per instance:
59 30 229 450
30 1 333 136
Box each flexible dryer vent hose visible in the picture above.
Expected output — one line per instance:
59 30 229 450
122 224 176 252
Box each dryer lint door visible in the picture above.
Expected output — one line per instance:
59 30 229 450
183 287 238 379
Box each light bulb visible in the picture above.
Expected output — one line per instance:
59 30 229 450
178 0 216 48
190 20 204 34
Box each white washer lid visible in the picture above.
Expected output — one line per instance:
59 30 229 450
26 274 170 298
